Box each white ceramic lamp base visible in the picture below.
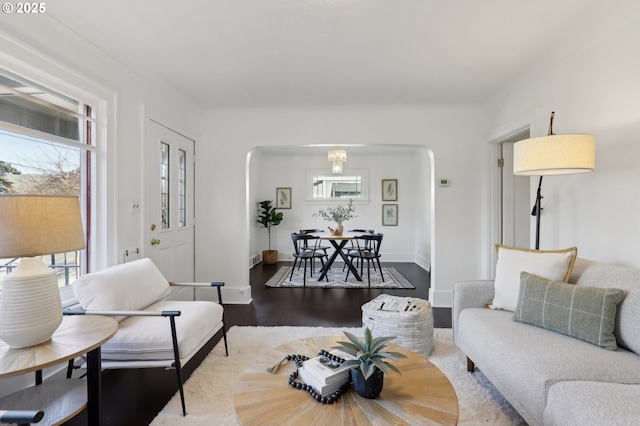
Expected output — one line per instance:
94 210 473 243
0 257 63 348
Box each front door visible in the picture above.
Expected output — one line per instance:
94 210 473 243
144 119 195 282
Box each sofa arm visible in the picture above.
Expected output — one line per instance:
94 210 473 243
64 308 180 318
170 281 225 304
452 280 494 343
0 410 45 424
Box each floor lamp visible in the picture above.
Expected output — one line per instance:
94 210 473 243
513 112 595 250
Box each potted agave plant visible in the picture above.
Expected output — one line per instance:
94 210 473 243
257 200 284 264
333 327 407 399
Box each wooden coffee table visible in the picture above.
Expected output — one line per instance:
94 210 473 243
233 335 458 425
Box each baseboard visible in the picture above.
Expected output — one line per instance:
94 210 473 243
429 288 452 308
196 285 252 304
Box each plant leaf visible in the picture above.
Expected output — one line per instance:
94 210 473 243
372 358 390 374
385 362 403 375
332 341 360 356
342 331 366 351
370 336 396 353
376 351 408 360
361 362 376 380
340 359 360 369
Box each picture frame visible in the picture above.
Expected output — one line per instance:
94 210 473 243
276 187 292 209
382 204 398 226
381 179 398 201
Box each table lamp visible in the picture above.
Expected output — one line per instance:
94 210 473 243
513 112 595 249
0 195 85 348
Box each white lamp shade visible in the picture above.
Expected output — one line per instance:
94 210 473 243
0 195 85 257
513 134 595 176
0 195 84 348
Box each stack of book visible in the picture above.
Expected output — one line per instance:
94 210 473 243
298 350 353 397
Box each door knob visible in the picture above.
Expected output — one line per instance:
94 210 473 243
151 238 161 246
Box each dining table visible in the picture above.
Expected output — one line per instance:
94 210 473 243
312 231 364 281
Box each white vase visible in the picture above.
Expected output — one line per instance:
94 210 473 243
0 257 63 348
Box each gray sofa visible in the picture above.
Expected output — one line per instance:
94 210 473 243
453 258 640 426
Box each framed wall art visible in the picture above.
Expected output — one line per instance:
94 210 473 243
382 204 398 226
382 179 397 201
276 187 292 209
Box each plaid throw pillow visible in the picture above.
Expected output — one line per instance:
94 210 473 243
514 272 625 350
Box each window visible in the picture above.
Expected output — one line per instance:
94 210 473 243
306 169 369 201
0 68 95 286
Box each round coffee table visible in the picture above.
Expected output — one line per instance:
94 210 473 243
233 335 458 425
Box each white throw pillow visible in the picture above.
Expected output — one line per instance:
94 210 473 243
73 258 171 321
490 245 577 311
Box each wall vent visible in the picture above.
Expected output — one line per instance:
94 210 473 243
249 254 261 268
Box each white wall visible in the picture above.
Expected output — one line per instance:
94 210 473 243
483 6 640 269
197 106 485 306
0 15 202 398
249 147 429 267
0 15 201 269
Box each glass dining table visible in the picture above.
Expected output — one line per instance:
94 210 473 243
311 231 363 281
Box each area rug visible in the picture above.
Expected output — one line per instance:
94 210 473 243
265 266 415 289
151 326 527 425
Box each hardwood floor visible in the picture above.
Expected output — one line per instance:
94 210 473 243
64 261 450 426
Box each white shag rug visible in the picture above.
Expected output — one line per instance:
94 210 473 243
151 326 527 425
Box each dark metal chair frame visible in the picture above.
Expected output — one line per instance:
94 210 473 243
345 233 384 287
291 233 329 287
64 282 228 417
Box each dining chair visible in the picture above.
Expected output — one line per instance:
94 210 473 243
299 229 331 256
291 233 329 287
345 233 384 287
344 229 375 271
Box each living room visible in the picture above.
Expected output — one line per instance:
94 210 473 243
1 0 640 424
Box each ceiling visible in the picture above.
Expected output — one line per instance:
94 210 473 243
47 0 616 109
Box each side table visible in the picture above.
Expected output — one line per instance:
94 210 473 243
0 315 118 425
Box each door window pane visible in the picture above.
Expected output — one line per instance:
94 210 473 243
160 142 170 229
178 148 186 228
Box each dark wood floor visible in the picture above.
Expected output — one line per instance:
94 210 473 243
65 261 450 425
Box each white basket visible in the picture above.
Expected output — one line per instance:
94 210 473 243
361 294 434 357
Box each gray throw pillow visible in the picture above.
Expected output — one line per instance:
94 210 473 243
514 271 625 350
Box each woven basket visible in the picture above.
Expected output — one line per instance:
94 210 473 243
361 294 434 357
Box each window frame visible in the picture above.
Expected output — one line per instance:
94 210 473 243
0 43 115 272
305 168 369 202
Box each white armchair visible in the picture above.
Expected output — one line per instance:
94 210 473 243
63 258 227 416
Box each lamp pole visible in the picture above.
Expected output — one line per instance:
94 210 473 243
532 176 543 250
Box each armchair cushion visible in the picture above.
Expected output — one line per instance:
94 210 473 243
100 300 224 361
72 258 171 321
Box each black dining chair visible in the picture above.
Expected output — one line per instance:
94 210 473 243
344 229 375 271
290 233 329 287
345 233 384 287
299 229 331 258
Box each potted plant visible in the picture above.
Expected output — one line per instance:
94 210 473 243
313 199 356 236
333 327 407 399
257 200 284 264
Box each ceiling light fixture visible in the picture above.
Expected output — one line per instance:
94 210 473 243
328 148 347 173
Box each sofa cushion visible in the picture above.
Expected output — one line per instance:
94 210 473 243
544 381 640 426
100 300 223 361
514 272 625 350
490 245 577 311
72 258 171 321
571 259 640 355
456 307 640 425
